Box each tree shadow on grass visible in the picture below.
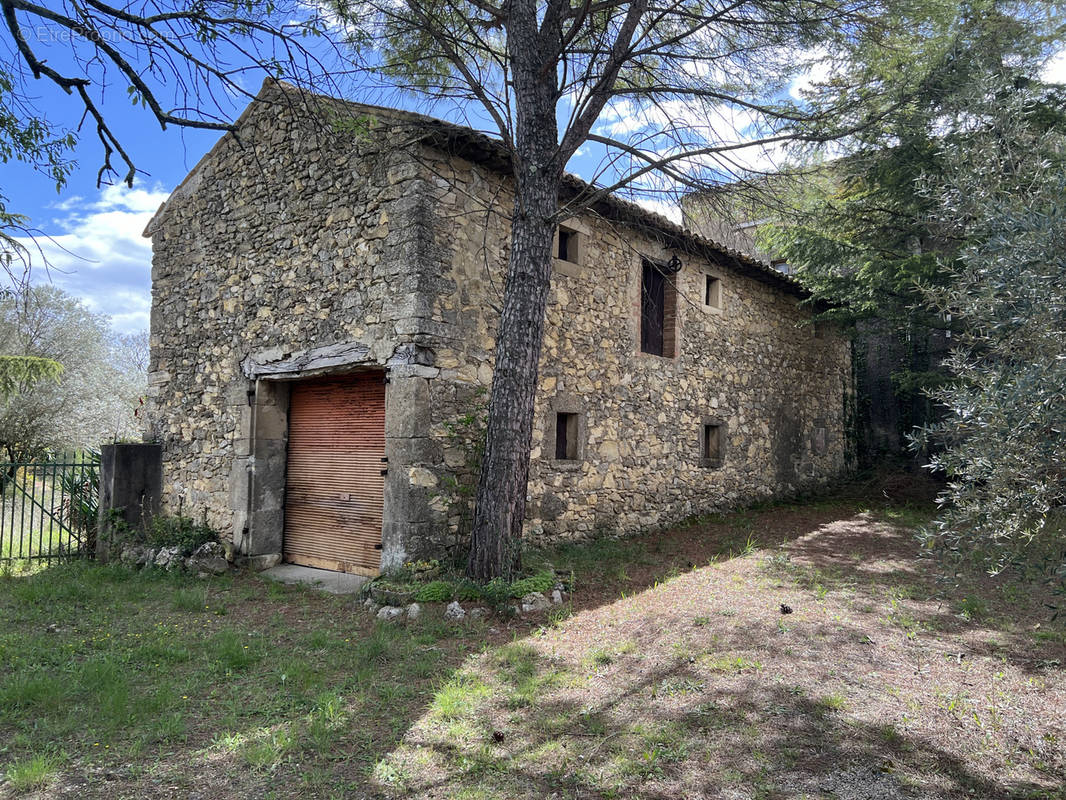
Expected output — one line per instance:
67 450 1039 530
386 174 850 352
373 486 1062 799
386 623 1062 800
762 513 1066 676
541 490 1062 678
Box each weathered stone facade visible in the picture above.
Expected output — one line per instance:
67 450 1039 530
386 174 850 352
145 81 851 573
683 185 947 464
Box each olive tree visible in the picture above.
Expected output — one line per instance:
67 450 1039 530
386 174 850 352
914 74 1066 583
757 2 1064 463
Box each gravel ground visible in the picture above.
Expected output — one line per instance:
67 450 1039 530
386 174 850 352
382 493 1065 799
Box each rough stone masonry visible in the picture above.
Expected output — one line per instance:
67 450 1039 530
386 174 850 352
144 81 852 573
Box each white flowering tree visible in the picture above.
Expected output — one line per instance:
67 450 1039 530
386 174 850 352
0 285 144 461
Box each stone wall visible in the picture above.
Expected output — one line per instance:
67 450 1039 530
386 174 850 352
145 84 448 566
416 153 851 548
146 83 851 571
682 188 946 466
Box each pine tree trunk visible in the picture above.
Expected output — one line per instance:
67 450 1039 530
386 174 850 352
466 180 557 580
467 0 561 581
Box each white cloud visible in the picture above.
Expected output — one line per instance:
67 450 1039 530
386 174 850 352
569 97 760 215
632 197 682 224
592 95 793 180
18 183 169 334
588 44 838 188
1043 48 1066 84
789 47 831 101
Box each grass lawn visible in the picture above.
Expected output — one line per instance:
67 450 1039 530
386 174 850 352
0 475 1063 799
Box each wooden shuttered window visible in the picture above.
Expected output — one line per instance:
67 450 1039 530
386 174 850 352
640 259 677 358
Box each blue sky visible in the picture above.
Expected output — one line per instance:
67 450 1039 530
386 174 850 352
8 42 1066 337
5 76 788 335
2 9 818 337
8 86 225 334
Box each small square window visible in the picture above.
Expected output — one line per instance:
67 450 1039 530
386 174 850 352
704 275 722 308
557 226 580 264
555 412 579 460
700 422 724 468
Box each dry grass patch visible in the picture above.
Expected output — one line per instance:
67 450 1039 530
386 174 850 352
378 485 1066 800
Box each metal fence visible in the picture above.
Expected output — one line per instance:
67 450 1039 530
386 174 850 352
0 456 99 565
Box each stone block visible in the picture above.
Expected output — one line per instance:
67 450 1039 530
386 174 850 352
97 443 163 562
225 381 253 406
384 472 440 525
520 592 551 613
254 401 288 441
248 508 284 554
386 436 443 466
244 552 282 571
385 376 430 439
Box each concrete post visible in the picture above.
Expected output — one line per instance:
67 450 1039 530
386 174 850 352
97 443 163 562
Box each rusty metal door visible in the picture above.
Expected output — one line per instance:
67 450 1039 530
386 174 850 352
284 372 386 575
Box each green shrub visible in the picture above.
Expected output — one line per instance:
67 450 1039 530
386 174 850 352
958 596 987 621
414 580 456 603
478 579 516 613
146 515 218 554
455 579 486 602
398 568 556 611
508 569 555 598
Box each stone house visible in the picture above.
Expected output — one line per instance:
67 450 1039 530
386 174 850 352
144 81 852 577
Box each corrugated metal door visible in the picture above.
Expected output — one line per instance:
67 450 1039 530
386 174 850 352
284 372 385 575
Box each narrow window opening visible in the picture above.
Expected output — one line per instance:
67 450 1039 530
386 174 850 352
555 412 579 460
701 423 723 466
704 275 722 308
641 259 676 357
558 229 573 262
556 225 581 264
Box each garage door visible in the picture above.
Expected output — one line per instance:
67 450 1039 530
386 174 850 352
284 372 386 575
